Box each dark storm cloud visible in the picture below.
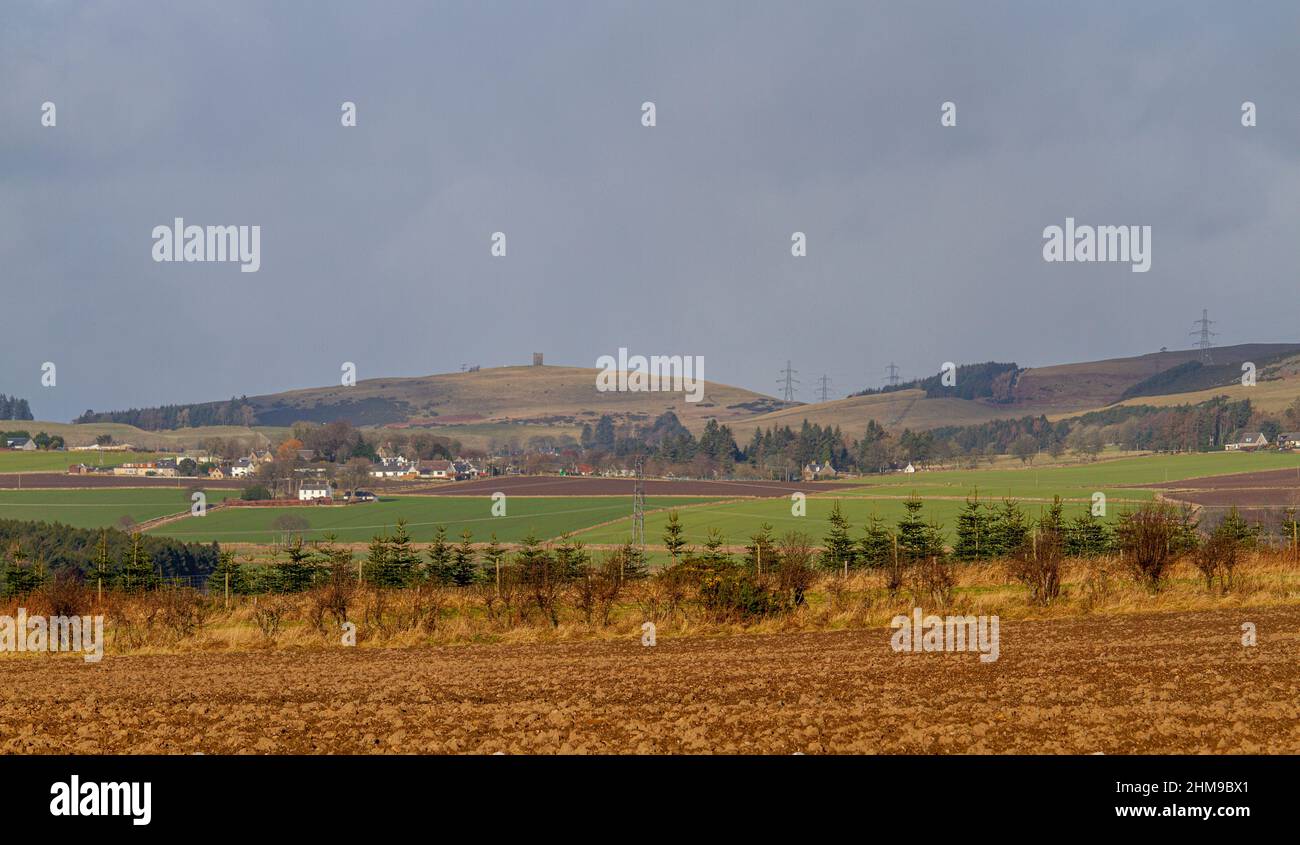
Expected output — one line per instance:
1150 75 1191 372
2 0 1297 421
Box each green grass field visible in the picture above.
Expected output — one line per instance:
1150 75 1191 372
0 450 160 474
568 494 1151 547
835 451 1300 496
575 451 1300 547
0 488 240 530
6 420 282 452
7 450 1298 547
148 496 720 544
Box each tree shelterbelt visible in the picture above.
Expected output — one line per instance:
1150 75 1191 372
744 420 852 471
0 395 35 420
77 395 256 429
581 412 745 465
0 521 217 595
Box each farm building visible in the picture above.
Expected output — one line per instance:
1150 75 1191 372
1278 432 1300 450
802 461 838 480
113 461 177 477
298 480 334 501
1225 432 1270 451
420 459 454 479
370 461 418 479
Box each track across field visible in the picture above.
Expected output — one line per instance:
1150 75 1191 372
147 495 721 544
0 473 244 490
404 475 859 497
0 488 242 530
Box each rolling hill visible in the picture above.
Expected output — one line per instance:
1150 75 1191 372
53 344 1300 448
234 365 788 434
35 365 794 450
743 343 1300 434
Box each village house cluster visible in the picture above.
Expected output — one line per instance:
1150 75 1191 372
361 453 483 481
65 445 486 503
206 449 284 479
1225 431 1300 451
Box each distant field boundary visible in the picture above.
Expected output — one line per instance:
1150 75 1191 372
555 496 749 542
0 473 244 490
406 475 860 498
132 505 229 533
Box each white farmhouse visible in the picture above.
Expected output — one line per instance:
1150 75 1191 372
298 480 334 501
370 461 418 479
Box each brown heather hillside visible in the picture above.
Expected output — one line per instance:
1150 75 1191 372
739 389 1019 433
1008 343 1300 409
744 343 1300 435
1102 349 1300 417
245 365 793 433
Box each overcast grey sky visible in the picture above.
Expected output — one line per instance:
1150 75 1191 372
3 1 1298 422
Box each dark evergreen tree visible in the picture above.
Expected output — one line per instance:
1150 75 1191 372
1216 506 1257 549
423 524 454 585
820 500 856 572
481 534 506 591
86 529 116 589
362 534 391 587
700 528 732 569
209 550 252 596
1040 496 1066 535
859 514 894 569
553 535 589 582
990 498 1029 557
119 533 159 592
663 511 688 562
953 495 992 561
2 541 42 597
592 415 616 449
896 495 931 560
615 540 649 580
743 521 776 574
386 519 420 586
448 528 480 586
1065 509 1111 557
272 537 318 593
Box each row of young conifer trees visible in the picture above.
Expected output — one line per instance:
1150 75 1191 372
2 530 161 598
808 494 1127 573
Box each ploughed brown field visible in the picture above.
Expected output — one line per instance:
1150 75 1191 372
1150 467 1300 512
3 606 1296 754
